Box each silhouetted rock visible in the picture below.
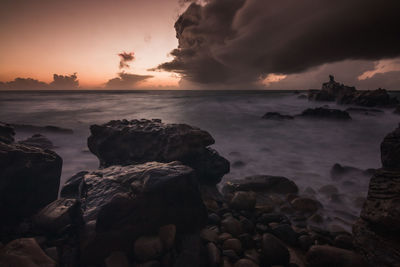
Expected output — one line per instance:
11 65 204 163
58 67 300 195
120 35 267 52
87 119 229 184
62 161 207 265
330 163 374 180
306 245 366 267
261 233 290 266
299 107 351 120
308 75 356 102
0 141 62 231
262 112 294 120
0 122 15 144
338 88 399 107
10 123 74 134
19 134 54 149
353 125 400 266
345 107 384 116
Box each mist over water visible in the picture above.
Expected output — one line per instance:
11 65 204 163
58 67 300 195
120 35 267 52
1 90 399 230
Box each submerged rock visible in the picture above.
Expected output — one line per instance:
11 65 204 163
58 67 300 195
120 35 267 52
19 134 54 149
299 107 351 120
87 119 229 184
262 112 294 120
0 122 15 144
10 123 74 134
0 141 62 229
61 161 207 264
330 163 374 180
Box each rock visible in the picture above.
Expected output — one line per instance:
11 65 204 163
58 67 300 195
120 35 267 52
0 122 15 144
345 107 384 115
221 217 243 237
234 258 259 267
291 197 322 214
381 125 400 170
139 260 161 267
394 105 400 114
207 242 221 267
244 249 260 264
262 112 294 120
299 107 351 120
223 175 298 195
333 234 353 250
134 236 163 262
0 141 62 229
105 251 130 267
298 235 314 251
71 161 207 265
222 239 242 254
330 163 372 180
306 245 366 267
59 171 88 199
218 233 233 243
222 250 240 262
208 213 221 225
159 224 176 251
44 247 59 262
261 233 290 266
338 88 398 108
270 224 298 246
201 228 219 243
318 185 338 196
0 238 56 267
10 123 74 134
33 198 82 234
230 191 256 211
19 134 54 149
87 119 229 184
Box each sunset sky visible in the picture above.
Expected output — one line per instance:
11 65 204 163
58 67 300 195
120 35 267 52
1 0 400 90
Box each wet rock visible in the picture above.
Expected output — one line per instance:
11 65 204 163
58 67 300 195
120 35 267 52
291 197 322 214
11 123 74 134
238 233 254 249
381 125 400 170
330 163 373 180
59 171 88 199
306 245 366 267
207 242 221 267
333 234 353 250
299 107 351 120
73 161 207 265
223 175 298 195
105 251 130 267
232 160 246 168
345 107 384 115
0 238 56 267
0 121 15 144
222 249 240 262
230 191 256 211
139 260 161 267
159 224 176 251
261 233 290 266
222 238 242 254
394 105 400 114
33 198 82 234
201 228 219 243
244 249 260 264
298 235 313 251
87 119 229 184
19 134 54 149
270 224 298 246
218 233 233 243
208 213 221 225
134 236 163 262
318 185 338 196
262 112 294 120
0 141 62 229
221 217 243 237
44 247 59 262
339 88 398 108
234 258 259 267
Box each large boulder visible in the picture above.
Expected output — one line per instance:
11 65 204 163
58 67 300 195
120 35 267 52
262 112 294 120
87 119 229 184
0 122 15 144
0 141 62 230
299 107 351 120
353 125 400 266
60 161 207 264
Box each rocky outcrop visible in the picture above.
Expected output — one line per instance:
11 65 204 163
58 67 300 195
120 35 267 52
0 122 15 144
60 161 207 265
299 107 351 120
262 112 294 120
308 76 398 108
11 123 74 134
87 119 229 184
353 125 400 266
19 134 54 149
0 141 62 232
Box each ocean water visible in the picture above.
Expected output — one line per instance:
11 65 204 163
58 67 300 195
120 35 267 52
1 90 399 230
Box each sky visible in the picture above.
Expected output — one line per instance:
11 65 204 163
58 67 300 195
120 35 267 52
1 0 400 90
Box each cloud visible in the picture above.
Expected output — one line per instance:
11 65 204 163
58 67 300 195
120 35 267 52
0 73 79 90
358 57 400 80
50 73 79 89
156 0 400 87
104 72 153 89
118 51 135 69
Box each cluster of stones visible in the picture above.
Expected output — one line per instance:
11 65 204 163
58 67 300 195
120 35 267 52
262 107 352 121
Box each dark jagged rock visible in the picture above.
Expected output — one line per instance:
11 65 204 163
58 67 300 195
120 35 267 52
0 122 15 144
10 123 74 134
345 107 384 116
299 107 351 120
308 75 356 102
381 125 400 170
19 134 54 149
61 161 207 265
0 142 62 230
306 245 366 267
330 163 374 180
353 125 400 266
222 175 299 195
262 112 294 120
87 119 229 184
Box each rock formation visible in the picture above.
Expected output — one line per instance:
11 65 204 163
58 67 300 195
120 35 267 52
299 107 352 120
19 134 54 149
353 124 400 266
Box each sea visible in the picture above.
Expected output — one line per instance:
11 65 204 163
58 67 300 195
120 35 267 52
1 90 399 231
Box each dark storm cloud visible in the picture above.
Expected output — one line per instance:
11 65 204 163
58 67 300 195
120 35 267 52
50 73 79 89
104 72 153 89
0 73 79 90
156 0 400 86
118 51 135 69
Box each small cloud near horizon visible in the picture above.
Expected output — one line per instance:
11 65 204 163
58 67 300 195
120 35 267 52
0 73 79 90
118 51 135 69
104 72 153 89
